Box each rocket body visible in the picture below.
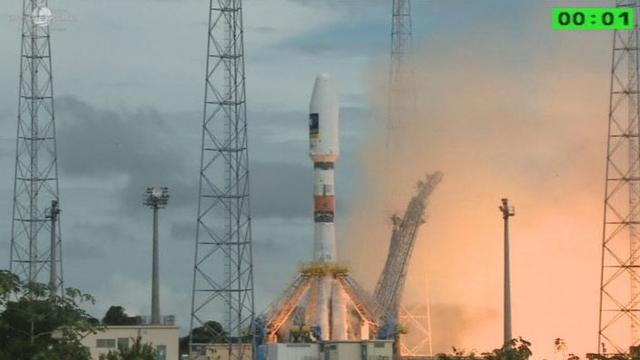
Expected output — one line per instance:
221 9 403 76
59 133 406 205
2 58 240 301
309 74 339 263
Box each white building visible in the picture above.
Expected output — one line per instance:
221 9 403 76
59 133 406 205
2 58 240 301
190 343 252 360
259 340 393 360
322 341 393 360
81 324 179 360
262 343 320 360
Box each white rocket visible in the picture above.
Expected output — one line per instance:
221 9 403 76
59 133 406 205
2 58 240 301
309 73 340 263
309 74 348 341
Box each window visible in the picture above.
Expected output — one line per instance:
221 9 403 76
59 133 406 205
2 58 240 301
117 338 129 349
96 339 116 348
156 345 167 360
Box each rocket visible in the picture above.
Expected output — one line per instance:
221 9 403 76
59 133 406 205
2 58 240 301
261 74 376 344
309 74 347 341
309 73 340 263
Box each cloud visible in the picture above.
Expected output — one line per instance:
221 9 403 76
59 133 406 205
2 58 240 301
63 238 106 260
56 96 196 212
274 17 387 57
286 0 386 13
250 161 311 219
170 221 194 243
56 97 317 219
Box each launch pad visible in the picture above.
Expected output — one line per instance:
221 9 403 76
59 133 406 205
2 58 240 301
261 263 379 343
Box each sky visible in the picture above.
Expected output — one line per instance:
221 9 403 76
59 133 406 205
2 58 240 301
0 1 622 359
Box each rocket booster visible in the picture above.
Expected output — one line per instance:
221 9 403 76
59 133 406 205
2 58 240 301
309 73 339 263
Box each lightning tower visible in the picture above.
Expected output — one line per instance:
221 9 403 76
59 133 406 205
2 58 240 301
598 1 640 354
9 0 63 294
189 1 255 359
387 0 413 149
386 0 434 356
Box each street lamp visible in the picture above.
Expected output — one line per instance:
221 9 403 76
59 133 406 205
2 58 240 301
144 186 169 325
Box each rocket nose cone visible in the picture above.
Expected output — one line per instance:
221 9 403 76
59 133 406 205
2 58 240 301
310 73 337 110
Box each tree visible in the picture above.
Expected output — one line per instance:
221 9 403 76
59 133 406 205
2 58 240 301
481 338 533 360
99 336 158 360
436 338 532 360
0 271 20 305
102 306 141 326
0 271 97 360
555 338 568 359
436 348 479 360
179 320 227 356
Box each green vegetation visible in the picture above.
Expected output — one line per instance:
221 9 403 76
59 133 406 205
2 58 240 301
102 305 142 326
436 338 533 360
0 270 97 360
98 336 158 360
179 320 227 356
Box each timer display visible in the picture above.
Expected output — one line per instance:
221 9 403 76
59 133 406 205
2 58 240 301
553 8 634 30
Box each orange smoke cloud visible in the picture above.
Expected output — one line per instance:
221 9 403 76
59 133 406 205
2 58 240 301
339 14 610 359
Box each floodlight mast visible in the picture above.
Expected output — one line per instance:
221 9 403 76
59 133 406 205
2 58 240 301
499 198 515 347
144 186 169 325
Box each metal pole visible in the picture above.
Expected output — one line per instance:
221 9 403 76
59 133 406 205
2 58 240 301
500 198 514 346
49 200 59 296
152 205 160 325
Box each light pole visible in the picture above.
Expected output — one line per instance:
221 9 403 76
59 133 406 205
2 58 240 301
144 186 169 325
499 198 515 347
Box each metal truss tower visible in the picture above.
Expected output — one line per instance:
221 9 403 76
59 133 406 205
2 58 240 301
189 1 255 359
386 0 433 356
386 0 413 149
599 1 640 354
9 0 63 294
